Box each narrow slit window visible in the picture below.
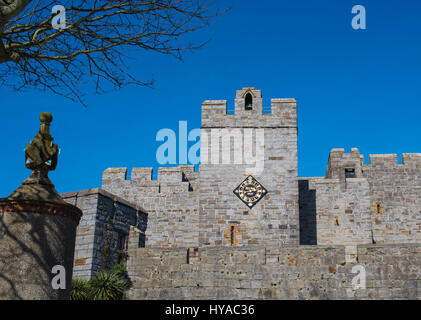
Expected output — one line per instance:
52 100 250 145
138 233 145 248
230 226 235 246
345 168 356 178
245 93 253 110
377 204 381 215
118 233 128 251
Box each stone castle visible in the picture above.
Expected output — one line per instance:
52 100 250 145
63 88 421 299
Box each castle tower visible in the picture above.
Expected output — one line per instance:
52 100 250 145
199 88 299 247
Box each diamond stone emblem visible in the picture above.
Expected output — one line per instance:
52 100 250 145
233 175 268 209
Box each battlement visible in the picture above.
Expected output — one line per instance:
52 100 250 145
132 167 153 183
361 153 421 168
102 165 197 195
103 165 196 182
325 148 421 182
367 154 398 166
201 88 297 128
325 148 363 180
403 153 421 168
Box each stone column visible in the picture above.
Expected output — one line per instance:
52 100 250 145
0 112 82 300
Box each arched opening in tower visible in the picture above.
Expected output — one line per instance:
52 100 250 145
245 93 253 110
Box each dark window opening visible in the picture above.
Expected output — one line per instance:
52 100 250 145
376 204 382 215
182 172 188 182
345 168 356 178
118 233 128 251
245 93 253 110
230 226 235 246
138 233 145 248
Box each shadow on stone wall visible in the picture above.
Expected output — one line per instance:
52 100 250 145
299 180 317 245
0 210 76 300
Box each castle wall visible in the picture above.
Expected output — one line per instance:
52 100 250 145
100 88 299 249
64 87 421 299
62 188 147 279
126 244 421 300
102 166 199 248
313 178 372 247
363 153 421 244
199 88 299 247
299 150 421 250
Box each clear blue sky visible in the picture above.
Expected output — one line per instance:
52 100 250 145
1 0 420 196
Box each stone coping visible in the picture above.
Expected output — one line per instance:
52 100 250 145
357 243 421 249
271 98 296 103
134 245 347 252
61 188 147 214
313 178 367 184
130 243 421 252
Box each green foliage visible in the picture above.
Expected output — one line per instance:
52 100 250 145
70 278 91 300
113 261 128 278
89 271 128 300
70 270 129 300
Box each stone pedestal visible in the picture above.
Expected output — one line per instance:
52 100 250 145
0 112 82 300
0 171 82 300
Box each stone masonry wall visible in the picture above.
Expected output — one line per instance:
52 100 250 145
98 89 419 259
102 166 199 248
126 244 421 300
62 188 147 279
199 88 299 247
299 149 421 249
364 153 421 244
313 178 372 247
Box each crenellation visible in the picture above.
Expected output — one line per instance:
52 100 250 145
132 167 153 183
325 148 363 180
103 167 128 181
270 98 297 123
201 100 228 127
402 153 421 168
201 90 297 128
367 154 398 166
104 166 196 185
157 167 182 182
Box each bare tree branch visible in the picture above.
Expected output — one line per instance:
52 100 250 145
0 0 228 105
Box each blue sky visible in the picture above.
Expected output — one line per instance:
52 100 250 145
1 0 420 196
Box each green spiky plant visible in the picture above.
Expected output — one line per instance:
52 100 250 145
70 278 91 300
113 261 128 279
89 271 128 300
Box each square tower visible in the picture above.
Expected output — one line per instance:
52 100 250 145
199 88 299 247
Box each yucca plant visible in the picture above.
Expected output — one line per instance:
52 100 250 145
113 261 128 279
89 271 128 300
70 278 91 300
